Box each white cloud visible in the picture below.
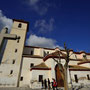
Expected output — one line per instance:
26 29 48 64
28 0 39 5
26 0 50 15
34 18 54 33
0 10 13 33
26 34 63 49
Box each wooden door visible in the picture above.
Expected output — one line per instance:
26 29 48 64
55 64 64 87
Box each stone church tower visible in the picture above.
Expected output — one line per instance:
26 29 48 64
0 19 29 87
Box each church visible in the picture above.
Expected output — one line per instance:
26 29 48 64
0 19 90 89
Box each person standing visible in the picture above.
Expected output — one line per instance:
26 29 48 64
52 79 57 90
41 79 44 89
44 79 47 89
48 78 50 89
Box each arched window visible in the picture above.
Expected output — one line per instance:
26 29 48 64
18 23 22 28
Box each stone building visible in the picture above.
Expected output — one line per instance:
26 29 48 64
0 19 90 89
20 46 90 89
0 19 29 87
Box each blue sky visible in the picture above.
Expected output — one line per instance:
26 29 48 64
0 0 90 52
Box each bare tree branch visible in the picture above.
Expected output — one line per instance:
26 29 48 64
52 57 58 63
69 52 74 57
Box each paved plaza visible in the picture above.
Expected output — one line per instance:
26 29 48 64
0 87 90 90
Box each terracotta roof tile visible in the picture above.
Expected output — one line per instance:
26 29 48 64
32 62 50 68
69 65 90 69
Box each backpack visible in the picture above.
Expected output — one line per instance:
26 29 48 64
53 81 57 87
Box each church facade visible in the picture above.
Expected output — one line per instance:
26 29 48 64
0 20 90 89
20 46 90 89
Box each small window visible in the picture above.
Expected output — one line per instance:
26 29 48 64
44 51 49 57
39 75 43 82
44 51 47 57
87 74 90 80
12 60 15 64
10 70 13 74
17 39 19 43
74 75 78 83
83 55 86 58
17 36 21 43
18 23 22 28
20 77 23 81
30 63 34 68
15 49 17 53
75 55 77 59
47 51 49 55
31 51 33 55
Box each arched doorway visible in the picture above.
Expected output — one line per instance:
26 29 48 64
55 64 64 87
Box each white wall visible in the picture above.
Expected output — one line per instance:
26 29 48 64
79 63 90 68
31 70 50 89
70 71 90 85
69 61 79 65
19 57 43 87
45 58 56 80
0 20 28 87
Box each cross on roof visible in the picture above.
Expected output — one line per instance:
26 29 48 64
0 27 18 53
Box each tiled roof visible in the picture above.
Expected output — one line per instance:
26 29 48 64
30 62 51 71
24 46 90 55
69 65 90 71
32 62 49 68
69 65 90 69
77 60 90 65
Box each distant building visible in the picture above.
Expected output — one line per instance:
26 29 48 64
0 20 90 89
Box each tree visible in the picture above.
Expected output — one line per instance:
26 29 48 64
43 43 73 90
51 43 70 90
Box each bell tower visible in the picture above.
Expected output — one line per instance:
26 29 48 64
0 19 29 87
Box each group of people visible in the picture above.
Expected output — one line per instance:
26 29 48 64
41 78 57 90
